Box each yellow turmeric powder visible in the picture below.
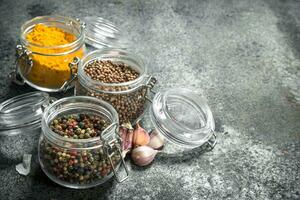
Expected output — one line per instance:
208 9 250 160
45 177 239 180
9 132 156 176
24 24 84 89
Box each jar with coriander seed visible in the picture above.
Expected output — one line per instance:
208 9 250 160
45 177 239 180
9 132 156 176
74 48 156 124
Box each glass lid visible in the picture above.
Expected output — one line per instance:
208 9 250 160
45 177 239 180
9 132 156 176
150 88 215 148
83 16 128 49
0 92 50 136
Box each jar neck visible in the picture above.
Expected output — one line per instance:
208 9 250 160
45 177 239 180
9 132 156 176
20 15 85 56
41 96 119 149
77 48 148 93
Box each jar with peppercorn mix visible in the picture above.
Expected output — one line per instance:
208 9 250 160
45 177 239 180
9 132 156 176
39 96 128 188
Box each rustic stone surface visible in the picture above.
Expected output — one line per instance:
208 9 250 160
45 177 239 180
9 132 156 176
0 0 299 199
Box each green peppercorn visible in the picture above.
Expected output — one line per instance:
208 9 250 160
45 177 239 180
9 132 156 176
79 175 84 181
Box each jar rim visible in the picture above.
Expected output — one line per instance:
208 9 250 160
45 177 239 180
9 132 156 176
20 15 85 55
41 96 119 146
77 48 147 92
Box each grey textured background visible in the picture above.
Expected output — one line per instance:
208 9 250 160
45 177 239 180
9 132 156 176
0 0 300 200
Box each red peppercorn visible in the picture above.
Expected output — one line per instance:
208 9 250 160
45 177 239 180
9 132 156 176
70 150 77 156
100 169 107 177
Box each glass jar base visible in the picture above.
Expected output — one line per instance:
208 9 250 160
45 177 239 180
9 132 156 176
39 158 119 189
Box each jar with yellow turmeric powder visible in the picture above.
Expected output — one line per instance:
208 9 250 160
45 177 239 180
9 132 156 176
11 16 85 92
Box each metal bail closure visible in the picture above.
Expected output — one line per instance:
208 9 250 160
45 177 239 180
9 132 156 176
206 132 217 150
100 122 129 183
41 96 57 112
9 45 33 85
144 76 157 103
75 18 86 29
60 57 80 92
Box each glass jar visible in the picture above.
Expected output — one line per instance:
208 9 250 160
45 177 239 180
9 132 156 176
75 48 156 124
0 92 50 136
38 96 128 188
10 15 85 92
148 88 216 154
10 15 127 92
0 92 52 162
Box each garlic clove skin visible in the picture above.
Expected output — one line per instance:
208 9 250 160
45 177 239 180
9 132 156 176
125 128 134 151
119 126 128 150
131 146 158 166
148 130 165 150
122 123 133 130
120 123 134 157
132 123 150 147
122 149 130 158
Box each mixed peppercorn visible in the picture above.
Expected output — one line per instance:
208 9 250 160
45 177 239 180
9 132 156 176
40 114 121 185
49 114 108 139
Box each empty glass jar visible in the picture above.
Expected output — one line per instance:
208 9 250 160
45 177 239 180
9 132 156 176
148 88 216 154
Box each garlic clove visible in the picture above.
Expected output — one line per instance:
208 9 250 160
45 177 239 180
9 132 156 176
148 130 165 150
133 123 150 147
131 146 158 166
